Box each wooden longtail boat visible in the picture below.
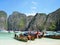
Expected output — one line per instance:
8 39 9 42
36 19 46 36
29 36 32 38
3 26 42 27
14 31 43 42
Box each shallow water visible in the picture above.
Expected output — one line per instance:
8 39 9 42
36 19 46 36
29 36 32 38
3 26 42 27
0 32 27 45
0 32 60 45
0 32 14 40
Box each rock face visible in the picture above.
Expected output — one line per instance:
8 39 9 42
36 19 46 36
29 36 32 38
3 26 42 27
45 8 60 31
26 8 60 31
0 8 60 31
26 13 47 31
26 16 33 28
0 11 7 30
8 11 27 31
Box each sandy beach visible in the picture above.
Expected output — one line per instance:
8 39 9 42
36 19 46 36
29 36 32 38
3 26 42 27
0 32 60 45
0 38 60 45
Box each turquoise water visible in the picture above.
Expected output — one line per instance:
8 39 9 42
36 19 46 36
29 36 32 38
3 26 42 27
0 32 14 40
0 32 60 45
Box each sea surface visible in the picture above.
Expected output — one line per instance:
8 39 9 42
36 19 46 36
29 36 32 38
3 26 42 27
0 32 14 40
0 31 60 45
0 32 27 45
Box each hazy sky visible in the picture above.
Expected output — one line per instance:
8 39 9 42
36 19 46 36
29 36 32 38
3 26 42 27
0 0 60 16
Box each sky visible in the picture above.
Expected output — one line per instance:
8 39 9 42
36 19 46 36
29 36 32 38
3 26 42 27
0 0 60 16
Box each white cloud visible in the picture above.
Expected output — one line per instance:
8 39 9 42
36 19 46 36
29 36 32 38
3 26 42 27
25 13 36 16
25 1 38 16
32 1 37 5
31 6 37 14
30 1 38 13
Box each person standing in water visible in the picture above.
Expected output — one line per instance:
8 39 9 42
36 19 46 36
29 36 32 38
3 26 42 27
28 30 31 40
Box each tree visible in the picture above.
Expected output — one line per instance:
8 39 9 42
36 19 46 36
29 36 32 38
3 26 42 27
48 22 56 31
37 25 44 31
55 20 60 31
18 17 26 30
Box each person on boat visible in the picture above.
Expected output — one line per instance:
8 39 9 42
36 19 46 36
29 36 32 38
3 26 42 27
27 30 31 40
28 34 31 40
14 33 18 38
35 30 39 38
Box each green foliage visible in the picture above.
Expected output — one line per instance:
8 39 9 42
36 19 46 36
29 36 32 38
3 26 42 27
0 11 7 30
37 25 44 31
0 11 7 17
4 21 7 29
19 17 26 28
48 22 56 31
40 25 44 30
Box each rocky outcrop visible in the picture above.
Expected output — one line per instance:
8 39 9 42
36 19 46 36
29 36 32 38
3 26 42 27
0 8 60 31
8 11 27 31
26 16 33 28
26 8 60 31
45 8 60 31
0 11 7 30
26 13 47 31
